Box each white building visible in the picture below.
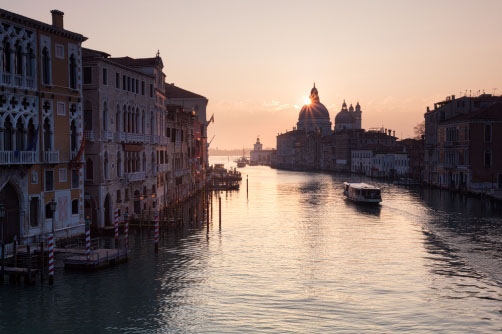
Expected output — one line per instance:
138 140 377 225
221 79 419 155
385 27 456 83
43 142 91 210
250 137 274 165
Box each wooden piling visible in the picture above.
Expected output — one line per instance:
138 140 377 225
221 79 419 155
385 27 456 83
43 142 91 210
27 245 32 285
219 196 222 226
48 233 55 285
40 241 44 282
1 243 4 284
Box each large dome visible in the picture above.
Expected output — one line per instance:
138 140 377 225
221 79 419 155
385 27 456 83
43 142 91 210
298 102 330 121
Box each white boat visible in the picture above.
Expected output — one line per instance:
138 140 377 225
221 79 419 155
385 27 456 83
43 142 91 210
343 182 382 204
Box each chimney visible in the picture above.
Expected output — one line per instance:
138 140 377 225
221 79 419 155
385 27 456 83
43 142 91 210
51 10 64 29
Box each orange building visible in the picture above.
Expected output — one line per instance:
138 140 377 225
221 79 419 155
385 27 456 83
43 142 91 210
0 9 86 244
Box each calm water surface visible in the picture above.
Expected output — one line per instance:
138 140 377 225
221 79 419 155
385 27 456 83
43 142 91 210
2 156 502 333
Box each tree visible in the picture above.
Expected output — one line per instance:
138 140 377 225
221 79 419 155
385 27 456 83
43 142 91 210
414 121 425 139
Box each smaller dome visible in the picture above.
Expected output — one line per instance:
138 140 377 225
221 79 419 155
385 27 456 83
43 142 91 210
335 110 355 124
349 104 354 112
355 102 361 112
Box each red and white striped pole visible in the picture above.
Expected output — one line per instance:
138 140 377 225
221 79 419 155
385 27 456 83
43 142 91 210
114 208 119 248
154 210 159 253
48 232 55 285
85 216 91 261
124 211 129 250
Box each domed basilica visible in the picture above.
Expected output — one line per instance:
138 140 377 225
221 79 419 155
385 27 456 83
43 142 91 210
297 84 332 135
334 100 362 131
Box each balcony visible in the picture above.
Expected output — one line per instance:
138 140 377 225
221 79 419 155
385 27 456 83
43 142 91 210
85 130 95 142
126 171 145 182
115 132 126 143
2 73 11 85
25 77 35 89
14 74 23 86
44 151 60 164
0 151 37 164
126 133 144 143
144 136 151 144
101 130 113 142
159 164 170 173
160 137 169 145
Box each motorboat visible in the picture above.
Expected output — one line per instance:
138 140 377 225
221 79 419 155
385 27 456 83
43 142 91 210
343 182 382 204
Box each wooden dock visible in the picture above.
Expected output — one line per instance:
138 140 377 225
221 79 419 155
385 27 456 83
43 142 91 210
64 249 128 271
1 266 39 284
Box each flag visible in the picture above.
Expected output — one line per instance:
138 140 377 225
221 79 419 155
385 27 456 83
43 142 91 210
208 114 214 124
26 126 39 151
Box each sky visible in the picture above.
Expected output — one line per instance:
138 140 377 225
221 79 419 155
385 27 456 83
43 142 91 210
3 0 502 149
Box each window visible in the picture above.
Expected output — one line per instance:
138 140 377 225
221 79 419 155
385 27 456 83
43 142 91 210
484 150 492 168
45 170 54 191
15 45 23 75
141 81 145 95
103 102 108 131
26 48 34 78
125 189 130 201
72 199 79 215
71 169 79 188
166 128 170 138
42 47 51 85
123 75 126 90
57 101 66 116
83 67 92 84
127 77 131 91
136 79 139 93
150 84 153 97
59 168 67 182
116 190 122 203
31 171 38 184
485 124 492 142
84 101 92 131
43 117 52 151
104 152 109 179
102 68 108 85
86 158 93 180
70 120 77 152
30 197 40 227
116 72 120 88
55 44 64 59
2 41 11 73
117 152 122 177
69 55 77 89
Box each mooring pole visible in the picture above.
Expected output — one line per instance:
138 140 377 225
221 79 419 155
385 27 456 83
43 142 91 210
48 232 54 285
219 196 222 226
124 211 129 250
154 210 159 254
85 216 91 262
27 245 32 285
114 208 119 249
247 174 248 198
40 241 44 282
0 243 4 284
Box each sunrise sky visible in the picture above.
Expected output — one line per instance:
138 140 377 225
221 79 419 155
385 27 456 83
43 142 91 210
4 0 502 149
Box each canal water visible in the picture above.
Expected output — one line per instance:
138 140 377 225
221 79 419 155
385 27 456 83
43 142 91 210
1 156 502 333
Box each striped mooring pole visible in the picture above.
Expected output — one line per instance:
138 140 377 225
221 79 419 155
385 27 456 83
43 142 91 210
48 232 55 285
154 210 159 253
124 211 129 250
85 216 91 261
114 208 119 248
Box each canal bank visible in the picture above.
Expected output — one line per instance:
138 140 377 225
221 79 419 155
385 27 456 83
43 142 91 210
1 156 502 333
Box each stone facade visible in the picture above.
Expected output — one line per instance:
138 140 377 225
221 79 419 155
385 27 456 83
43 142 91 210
0 9 87 244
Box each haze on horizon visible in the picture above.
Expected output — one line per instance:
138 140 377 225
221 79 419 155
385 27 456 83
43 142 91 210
4 0 502 149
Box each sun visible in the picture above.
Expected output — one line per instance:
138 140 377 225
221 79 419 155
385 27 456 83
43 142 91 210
303 96 311 105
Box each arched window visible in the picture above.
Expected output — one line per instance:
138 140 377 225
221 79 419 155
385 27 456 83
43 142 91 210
15 44 23 75
15 118 24 150
123 105 127 132
150 111 154 135
42 47 50 84
71 199 79 215
70 120 77 151
142 152 146 171
117 152 122 177
151 152 155 174
26 48 34 77
104 152 109 179
135 108 139 134
103 102 108 131
2 41 10 73
116 105 120 132
3 117 13 151
135 152 140 171
69 54 77 89
84 101 92 131
27 119 35 150
142 110 145 134
86 158 93 180
43 117 52 151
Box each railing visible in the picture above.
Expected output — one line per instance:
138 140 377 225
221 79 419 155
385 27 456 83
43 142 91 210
159 164 169 173
14 74 23 86
70 150 78 160
144 135 151 144
44 151 60 164
160 137 169 145
85 130 95 142
102 130 113 141
152 135 160 144
2 73 11 85
126 171 145 182
0 150 37 164
115 132 126 142
26 77 35 89
126 133 144 143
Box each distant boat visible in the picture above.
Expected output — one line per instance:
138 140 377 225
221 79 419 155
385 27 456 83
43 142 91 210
235 149 249 168
343 182 382 204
